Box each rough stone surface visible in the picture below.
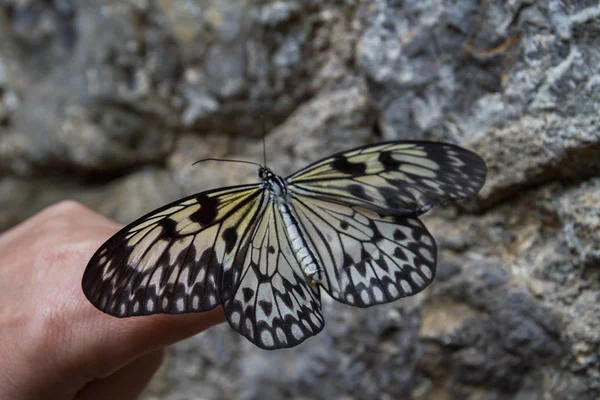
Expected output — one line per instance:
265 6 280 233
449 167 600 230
1 1 599 399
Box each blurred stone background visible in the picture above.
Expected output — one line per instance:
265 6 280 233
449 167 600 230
1 0 599 399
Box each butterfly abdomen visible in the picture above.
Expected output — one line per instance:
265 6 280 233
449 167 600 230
265 170 322 283
277 199 321 283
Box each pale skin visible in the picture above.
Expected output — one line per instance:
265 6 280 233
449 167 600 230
0 201 226 399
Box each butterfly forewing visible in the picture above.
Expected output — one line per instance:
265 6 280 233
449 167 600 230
290 196 437 307
224 201 324 349
287 141 487 215
82 184 264 317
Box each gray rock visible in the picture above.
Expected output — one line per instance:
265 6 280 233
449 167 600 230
0 1 179 174
557 178 600 265
0 0 598 399
0 168 180 232
470 114 600 207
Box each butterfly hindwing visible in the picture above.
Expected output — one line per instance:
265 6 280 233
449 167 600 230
224 201 324 349
290 196 437 307
287 141 487 215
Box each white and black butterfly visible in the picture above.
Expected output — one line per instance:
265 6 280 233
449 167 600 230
82 141 486 349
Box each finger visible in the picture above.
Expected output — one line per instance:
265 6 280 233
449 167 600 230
75 349 165 400
75 306 226 380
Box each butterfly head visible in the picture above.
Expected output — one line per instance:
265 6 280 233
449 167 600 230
259 166 274 182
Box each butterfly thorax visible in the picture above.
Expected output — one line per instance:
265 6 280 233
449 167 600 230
259 167 288 200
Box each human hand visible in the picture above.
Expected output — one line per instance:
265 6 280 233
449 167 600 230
0 201 226 399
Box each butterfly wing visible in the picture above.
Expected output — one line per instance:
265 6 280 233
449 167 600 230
224 201 324 349
82 184 267 317
287 141 487 215
290 195 437 307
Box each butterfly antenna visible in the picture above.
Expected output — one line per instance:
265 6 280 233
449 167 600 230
261 115 268 167
192 158 263 168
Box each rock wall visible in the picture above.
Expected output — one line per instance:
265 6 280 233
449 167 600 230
1 0 598 399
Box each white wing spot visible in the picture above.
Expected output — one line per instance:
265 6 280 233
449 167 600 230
276 328 287 343
388 283 400 297
401 280 413 294
421 235 434 246
372 286 384 302
133 302 140 313
301 319 311 331
407 218 421 227
291 324 303 340
197 268 206 282
147 299 154 312
162 298 168 310
309 313 321 327
101 260 113 280
261 330 274 347
245 319 254 339
411 271 426 287
231 311 241 326
422 179 441 189
208 294 216 306
345 293 355 305
360 290 370 305
176 298 185 312
420 265 433 279
192 295 199 310
420 248 435 263
449 155 466 167
120 303 126 315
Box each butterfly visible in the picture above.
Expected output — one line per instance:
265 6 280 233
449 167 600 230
82 141 486 350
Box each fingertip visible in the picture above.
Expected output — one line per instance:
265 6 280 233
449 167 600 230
129 306 228 348
73 306 227 381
